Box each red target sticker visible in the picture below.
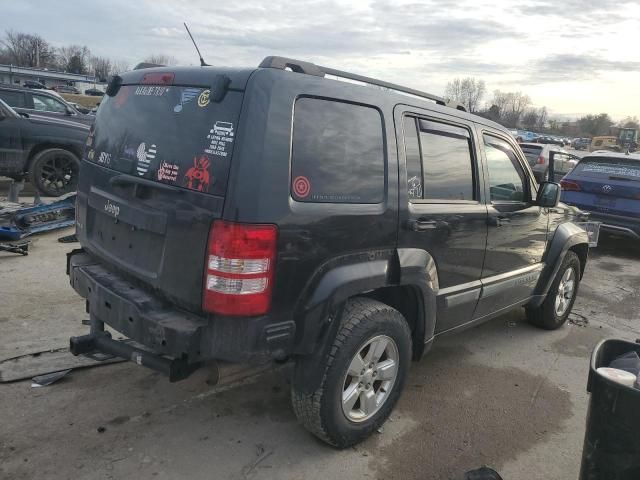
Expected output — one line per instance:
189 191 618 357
293 176 311 198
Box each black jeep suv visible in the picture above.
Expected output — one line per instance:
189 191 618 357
68 57 589 448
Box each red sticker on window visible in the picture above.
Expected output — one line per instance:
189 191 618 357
293 176 311 198
183 155 211 192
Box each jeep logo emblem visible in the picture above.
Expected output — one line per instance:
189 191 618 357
104 200 120 217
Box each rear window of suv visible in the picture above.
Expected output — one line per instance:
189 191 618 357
575 156 640 181
86 84 243 196
291 98 385 203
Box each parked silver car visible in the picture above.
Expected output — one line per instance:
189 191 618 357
519 142 580 182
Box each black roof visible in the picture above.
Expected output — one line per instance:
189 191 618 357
115 56 507 132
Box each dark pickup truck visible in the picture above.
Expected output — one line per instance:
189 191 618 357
0 98 88 196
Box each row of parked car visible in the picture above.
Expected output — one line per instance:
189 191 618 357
21 79 105 96
509 129 597 150
515 133 640 240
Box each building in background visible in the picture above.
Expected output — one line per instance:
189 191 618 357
0 64 105 93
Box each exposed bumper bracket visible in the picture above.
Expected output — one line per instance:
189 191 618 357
70 329 200 382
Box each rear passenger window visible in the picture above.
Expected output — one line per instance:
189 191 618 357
291 98 385 203
403 117 475 201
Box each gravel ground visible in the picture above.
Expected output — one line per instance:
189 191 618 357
0 223 638 480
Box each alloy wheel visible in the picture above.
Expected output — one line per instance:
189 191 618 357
341 335 399 423
555 267 576 316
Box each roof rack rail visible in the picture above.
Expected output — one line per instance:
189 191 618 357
259 56 323 77
258 56 467 112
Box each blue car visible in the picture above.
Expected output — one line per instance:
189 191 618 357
560 151 640 239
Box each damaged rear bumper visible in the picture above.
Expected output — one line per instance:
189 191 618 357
70 330 198 382
67 250 295 381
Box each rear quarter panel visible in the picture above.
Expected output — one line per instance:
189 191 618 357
225 69 399 347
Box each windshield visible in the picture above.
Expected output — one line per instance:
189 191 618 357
86 84 243 196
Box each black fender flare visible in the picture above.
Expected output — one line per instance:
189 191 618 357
396 248 438 354
291 249 439 394
530 222 589 307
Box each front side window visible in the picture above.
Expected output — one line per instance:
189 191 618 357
32 94 67 113
291 98 385 203
484 134 526 202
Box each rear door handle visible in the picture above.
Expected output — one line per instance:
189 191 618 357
405 219 447 232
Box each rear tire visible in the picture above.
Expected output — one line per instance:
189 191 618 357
29 148 79 197
291 297 412 448
527 251 581 330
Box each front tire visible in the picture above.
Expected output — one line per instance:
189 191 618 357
527 251 581 330
291 297 412 448
29 148 79 196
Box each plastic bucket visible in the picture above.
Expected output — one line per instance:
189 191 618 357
579 339 640 480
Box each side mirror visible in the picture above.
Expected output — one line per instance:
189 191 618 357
536 181 561 208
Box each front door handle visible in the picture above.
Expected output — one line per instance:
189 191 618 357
406 219 448 232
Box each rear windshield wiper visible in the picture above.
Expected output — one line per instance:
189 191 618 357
110 175 183 193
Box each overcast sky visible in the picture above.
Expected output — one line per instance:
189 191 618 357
4 0 640 119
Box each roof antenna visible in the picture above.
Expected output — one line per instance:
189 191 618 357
184 22 209 66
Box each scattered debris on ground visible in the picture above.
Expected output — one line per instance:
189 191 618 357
31 369 71 387
0 348 124 383
0 239 30 255
0 192 76 240
569 312 589 327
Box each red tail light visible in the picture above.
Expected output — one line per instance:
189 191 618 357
560 179 581 192
203 220 278 316
141 72 174 85
537 155 545 165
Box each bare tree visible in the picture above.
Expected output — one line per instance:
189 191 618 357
490 90 510 116
445 77 486 113
489 90 531 128
91 56 112 82
143 53 177 66
537 106 548 130
57 45 91 74
445 78 464 103
505 92 531 128
111 60 130 75
618 116 640 130
521 108 539 130
1 30 56 68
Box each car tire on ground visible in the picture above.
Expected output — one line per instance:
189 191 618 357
29 148 80 196
526 251 581 330
291 297 412 448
